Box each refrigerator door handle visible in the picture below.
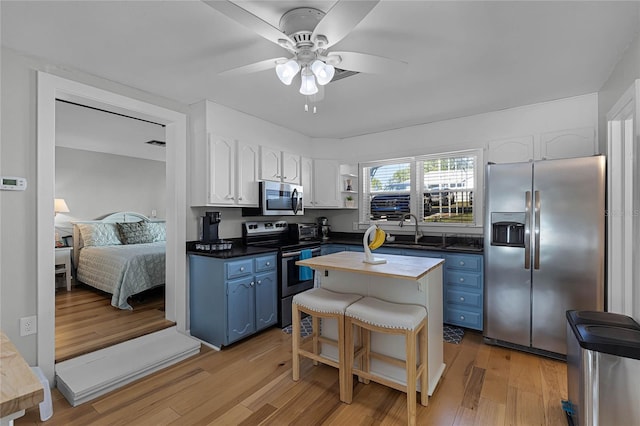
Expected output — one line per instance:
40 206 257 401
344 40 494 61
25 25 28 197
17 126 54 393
525 191 532 270
534 190 541 269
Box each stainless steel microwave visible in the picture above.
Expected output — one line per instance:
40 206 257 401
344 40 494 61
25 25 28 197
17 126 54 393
242 181 304 216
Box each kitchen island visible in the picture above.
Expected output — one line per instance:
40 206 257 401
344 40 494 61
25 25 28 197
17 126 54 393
296 251 445 395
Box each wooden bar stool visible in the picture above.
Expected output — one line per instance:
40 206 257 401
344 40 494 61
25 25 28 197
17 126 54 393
291 287 362 402
344 296 428 426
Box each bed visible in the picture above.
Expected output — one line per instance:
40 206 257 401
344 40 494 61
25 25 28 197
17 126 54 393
72 212 166 310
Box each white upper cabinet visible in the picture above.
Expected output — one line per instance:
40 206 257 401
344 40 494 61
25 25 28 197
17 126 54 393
204 134 259 206
301 157 314 208
207 134 236 205
487 136 534 164
301 158 341 208
236 142 260 206
487 127 597 164
539 127 596 160
259 146 301 184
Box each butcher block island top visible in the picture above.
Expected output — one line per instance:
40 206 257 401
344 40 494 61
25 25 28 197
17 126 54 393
0 331 44 418
296 251 444 280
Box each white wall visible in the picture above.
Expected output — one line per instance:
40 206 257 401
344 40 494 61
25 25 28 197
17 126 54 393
55 147 166 223
316 93 599 233
0 47 188 364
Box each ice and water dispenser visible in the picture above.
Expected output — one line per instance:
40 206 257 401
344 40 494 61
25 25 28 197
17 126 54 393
491 212 525 247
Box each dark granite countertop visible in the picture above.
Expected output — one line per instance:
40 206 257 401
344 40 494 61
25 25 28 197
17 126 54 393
325 232 484 255
186 240 277 259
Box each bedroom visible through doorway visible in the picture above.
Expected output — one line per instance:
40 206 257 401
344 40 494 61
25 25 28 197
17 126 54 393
54 100 174 362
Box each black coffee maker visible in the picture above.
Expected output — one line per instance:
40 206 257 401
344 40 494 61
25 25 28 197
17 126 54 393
201 211 221 243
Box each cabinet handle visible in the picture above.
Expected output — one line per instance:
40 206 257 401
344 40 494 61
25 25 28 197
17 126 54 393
238 196 243 200
459 277 465 283
460 315 465 321
459 296 465 302
239 267 245 272
257 280 262 285
266 262 270 266
459 261 465 266
250 281 255 287
283 176 287 179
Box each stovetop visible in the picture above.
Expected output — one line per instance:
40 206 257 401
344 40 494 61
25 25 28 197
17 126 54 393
243 220 321 252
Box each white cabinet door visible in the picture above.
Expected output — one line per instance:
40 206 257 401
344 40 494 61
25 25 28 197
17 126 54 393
260 146 281 181
281 151 301 184
539 127 596 160
487 136 534 164
313 159 341 207
236 142 259 206
208 134 235 205
301 157 314 208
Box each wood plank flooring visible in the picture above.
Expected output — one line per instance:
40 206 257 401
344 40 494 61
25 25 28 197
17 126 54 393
23 326 568 425
55 284 175 362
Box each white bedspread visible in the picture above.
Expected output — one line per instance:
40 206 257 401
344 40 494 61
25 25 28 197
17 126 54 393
76 242 165 309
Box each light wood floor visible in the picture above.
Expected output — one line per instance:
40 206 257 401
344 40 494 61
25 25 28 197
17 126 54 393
22 326 568 425
55 283 175 362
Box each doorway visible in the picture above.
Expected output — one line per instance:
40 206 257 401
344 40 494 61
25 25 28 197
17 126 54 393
37 72 187 383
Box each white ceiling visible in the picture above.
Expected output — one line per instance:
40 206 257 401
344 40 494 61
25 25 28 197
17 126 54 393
2 1 639 139
55 101 167 162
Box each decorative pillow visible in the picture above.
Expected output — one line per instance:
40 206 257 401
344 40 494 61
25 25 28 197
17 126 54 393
146 222 166 242
116 221 154 244
78 223 121 247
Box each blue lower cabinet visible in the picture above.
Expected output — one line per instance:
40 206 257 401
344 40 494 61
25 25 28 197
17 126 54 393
321 244 350 255
443 253 483 331
227 277 256 344
255 271 277 331
189 252 278 347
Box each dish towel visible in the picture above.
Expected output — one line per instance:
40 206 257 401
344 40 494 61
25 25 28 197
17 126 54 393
299 249 314 281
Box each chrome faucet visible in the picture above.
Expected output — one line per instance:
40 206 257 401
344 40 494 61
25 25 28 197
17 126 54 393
399 213 422 243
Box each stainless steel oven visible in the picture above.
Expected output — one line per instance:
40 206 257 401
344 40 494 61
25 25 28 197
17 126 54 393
279 245 321 327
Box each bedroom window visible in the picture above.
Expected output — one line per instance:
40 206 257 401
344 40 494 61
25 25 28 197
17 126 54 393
361 150 479 226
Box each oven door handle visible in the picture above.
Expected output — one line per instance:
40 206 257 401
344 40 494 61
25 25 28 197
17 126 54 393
282 247 322 258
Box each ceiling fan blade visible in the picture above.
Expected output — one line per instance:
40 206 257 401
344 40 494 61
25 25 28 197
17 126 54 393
202 0 295 49
328 51 408 74
219 57 287 76
311 0 379 49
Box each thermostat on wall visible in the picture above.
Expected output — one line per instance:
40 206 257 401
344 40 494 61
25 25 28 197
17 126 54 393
1 176 27 191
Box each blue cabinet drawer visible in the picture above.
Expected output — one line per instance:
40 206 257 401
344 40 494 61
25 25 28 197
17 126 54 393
446 254 482 271
445 270 481 289
445 307 482 330
226 259 254 279
255 254 277 272
446 289 482 308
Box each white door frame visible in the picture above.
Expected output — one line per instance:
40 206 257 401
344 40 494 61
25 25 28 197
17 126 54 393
606 79 639 316
37 72 188 383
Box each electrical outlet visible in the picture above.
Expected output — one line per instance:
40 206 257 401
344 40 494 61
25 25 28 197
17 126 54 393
353 222 359 231
20 315 37 336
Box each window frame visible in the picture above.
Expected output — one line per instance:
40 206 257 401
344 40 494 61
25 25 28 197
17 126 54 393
359 149 482 229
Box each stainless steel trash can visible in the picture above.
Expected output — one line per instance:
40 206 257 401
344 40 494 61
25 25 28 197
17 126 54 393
566 310 640 426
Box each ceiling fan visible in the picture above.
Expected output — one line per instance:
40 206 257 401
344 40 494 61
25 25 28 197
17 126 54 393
203 0 407 100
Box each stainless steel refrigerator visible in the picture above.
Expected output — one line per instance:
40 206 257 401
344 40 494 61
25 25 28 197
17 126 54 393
483 155 605 357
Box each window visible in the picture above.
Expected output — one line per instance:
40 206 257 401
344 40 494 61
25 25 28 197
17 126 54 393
361 151 478 225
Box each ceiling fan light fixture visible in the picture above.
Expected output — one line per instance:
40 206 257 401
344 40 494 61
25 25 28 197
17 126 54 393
275 59 300 85
311 60 335 85
299 67 318 95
